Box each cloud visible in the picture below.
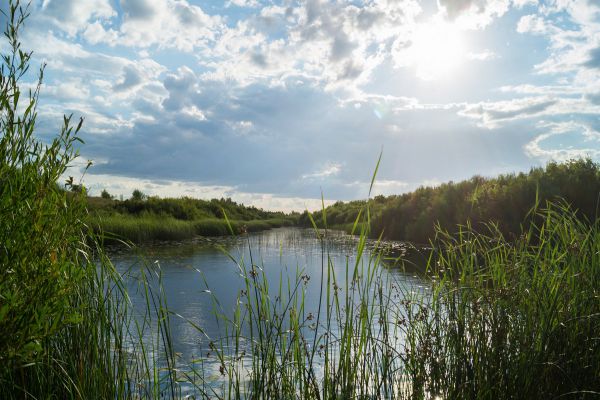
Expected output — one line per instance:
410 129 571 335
118 0 223 51
343 179 410 196
82 21 119 45
302 162 342 180
525 121 600 162
78 170 331 212
467 49 498 60
113 65 143 91
459 97 558 128
515 1 600 81
226 0 261 8
437 0 511 28
516 14 548 34
583 47 600 69
41 0 115 36
24 0 600 209
121 0 158 20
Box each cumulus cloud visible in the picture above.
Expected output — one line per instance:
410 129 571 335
82 21 119 45
437 0 511 28
118 0 223 51
302 162 342 180
21 0 600 209
516 14 548 34
525 121 600 162
515 0 600 81
459 97 558 128
226 0 261 8
41 0 115 36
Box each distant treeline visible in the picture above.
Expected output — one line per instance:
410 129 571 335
300 159 600 243
89 194 291 221
87 195 298 242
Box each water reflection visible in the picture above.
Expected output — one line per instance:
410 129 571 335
109 227 428 391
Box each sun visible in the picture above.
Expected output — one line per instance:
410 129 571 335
407 20 466 81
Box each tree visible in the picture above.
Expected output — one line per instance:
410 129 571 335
131 189 147 201
100 189 112 199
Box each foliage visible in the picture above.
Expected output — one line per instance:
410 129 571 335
187 200 599 399
91 214 295 242
90 194 292 222
0 4 176 397
131 188 147 201
100 188 112 199
0 0 86 368
87 193 297 242
302 159 600 243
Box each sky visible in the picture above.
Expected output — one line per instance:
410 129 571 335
10 0 600 211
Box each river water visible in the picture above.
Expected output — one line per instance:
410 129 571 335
108 227 428 395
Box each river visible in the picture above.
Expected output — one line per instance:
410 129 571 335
108 227 428 396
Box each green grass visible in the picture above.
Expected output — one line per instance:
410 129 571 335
90 214 296 243
0 5 176 397
2 1 599 397
183 201 600 399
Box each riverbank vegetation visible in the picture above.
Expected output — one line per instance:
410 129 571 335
194 201 599 399
87 194 297 242
2 1 598 398
300 158 600 243
0 5 174 397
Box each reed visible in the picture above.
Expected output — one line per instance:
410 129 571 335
0 4 176 397
90 214 295 243
186 199 599 399
2 1 598 397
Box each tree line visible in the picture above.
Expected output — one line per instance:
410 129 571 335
299 159 600 243
88 191 294 222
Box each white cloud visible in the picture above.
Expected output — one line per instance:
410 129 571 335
437 0 511 29
118 0 223 51
467 49 498 60
302 162 342 180
181 105 207 121
78 170 331 212
525 121 600 162
459 97 557 128
201 0 422 88
342 179 410 196
41 0 115 36
516 14 548 34
226 0 260 8
82 21 119 45
512 0 538 8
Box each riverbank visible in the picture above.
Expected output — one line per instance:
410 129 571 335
86 193 298 243
90 214 296 243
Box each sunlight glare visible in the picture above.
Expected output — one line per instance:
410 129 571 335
408 21 466 81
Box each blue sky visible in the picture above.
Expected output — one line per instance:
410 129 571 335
16 0 600 210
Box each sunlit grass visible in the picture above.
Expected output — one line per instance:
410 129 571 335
90 214 295 243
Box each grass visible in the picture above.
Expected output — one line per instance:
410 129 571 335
90 214 296 243
181 201 599 399
2 1 599 397
0 4 176 397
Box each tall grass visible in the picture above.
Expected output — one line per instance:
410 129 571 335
407 202 600 398
2 1 598 398
92 214 295 243
183 199 599 399
0 3 177 398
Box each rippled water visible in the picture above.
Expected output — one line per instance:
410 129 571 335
108 227 427 392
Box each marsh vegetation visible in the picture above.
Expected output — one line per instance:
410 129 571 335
1 2 599 398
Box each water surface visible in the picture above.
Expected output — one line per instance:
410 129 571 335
109 227 426 385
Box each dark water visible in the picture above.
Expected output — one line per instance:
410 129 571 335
108 227 427 386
